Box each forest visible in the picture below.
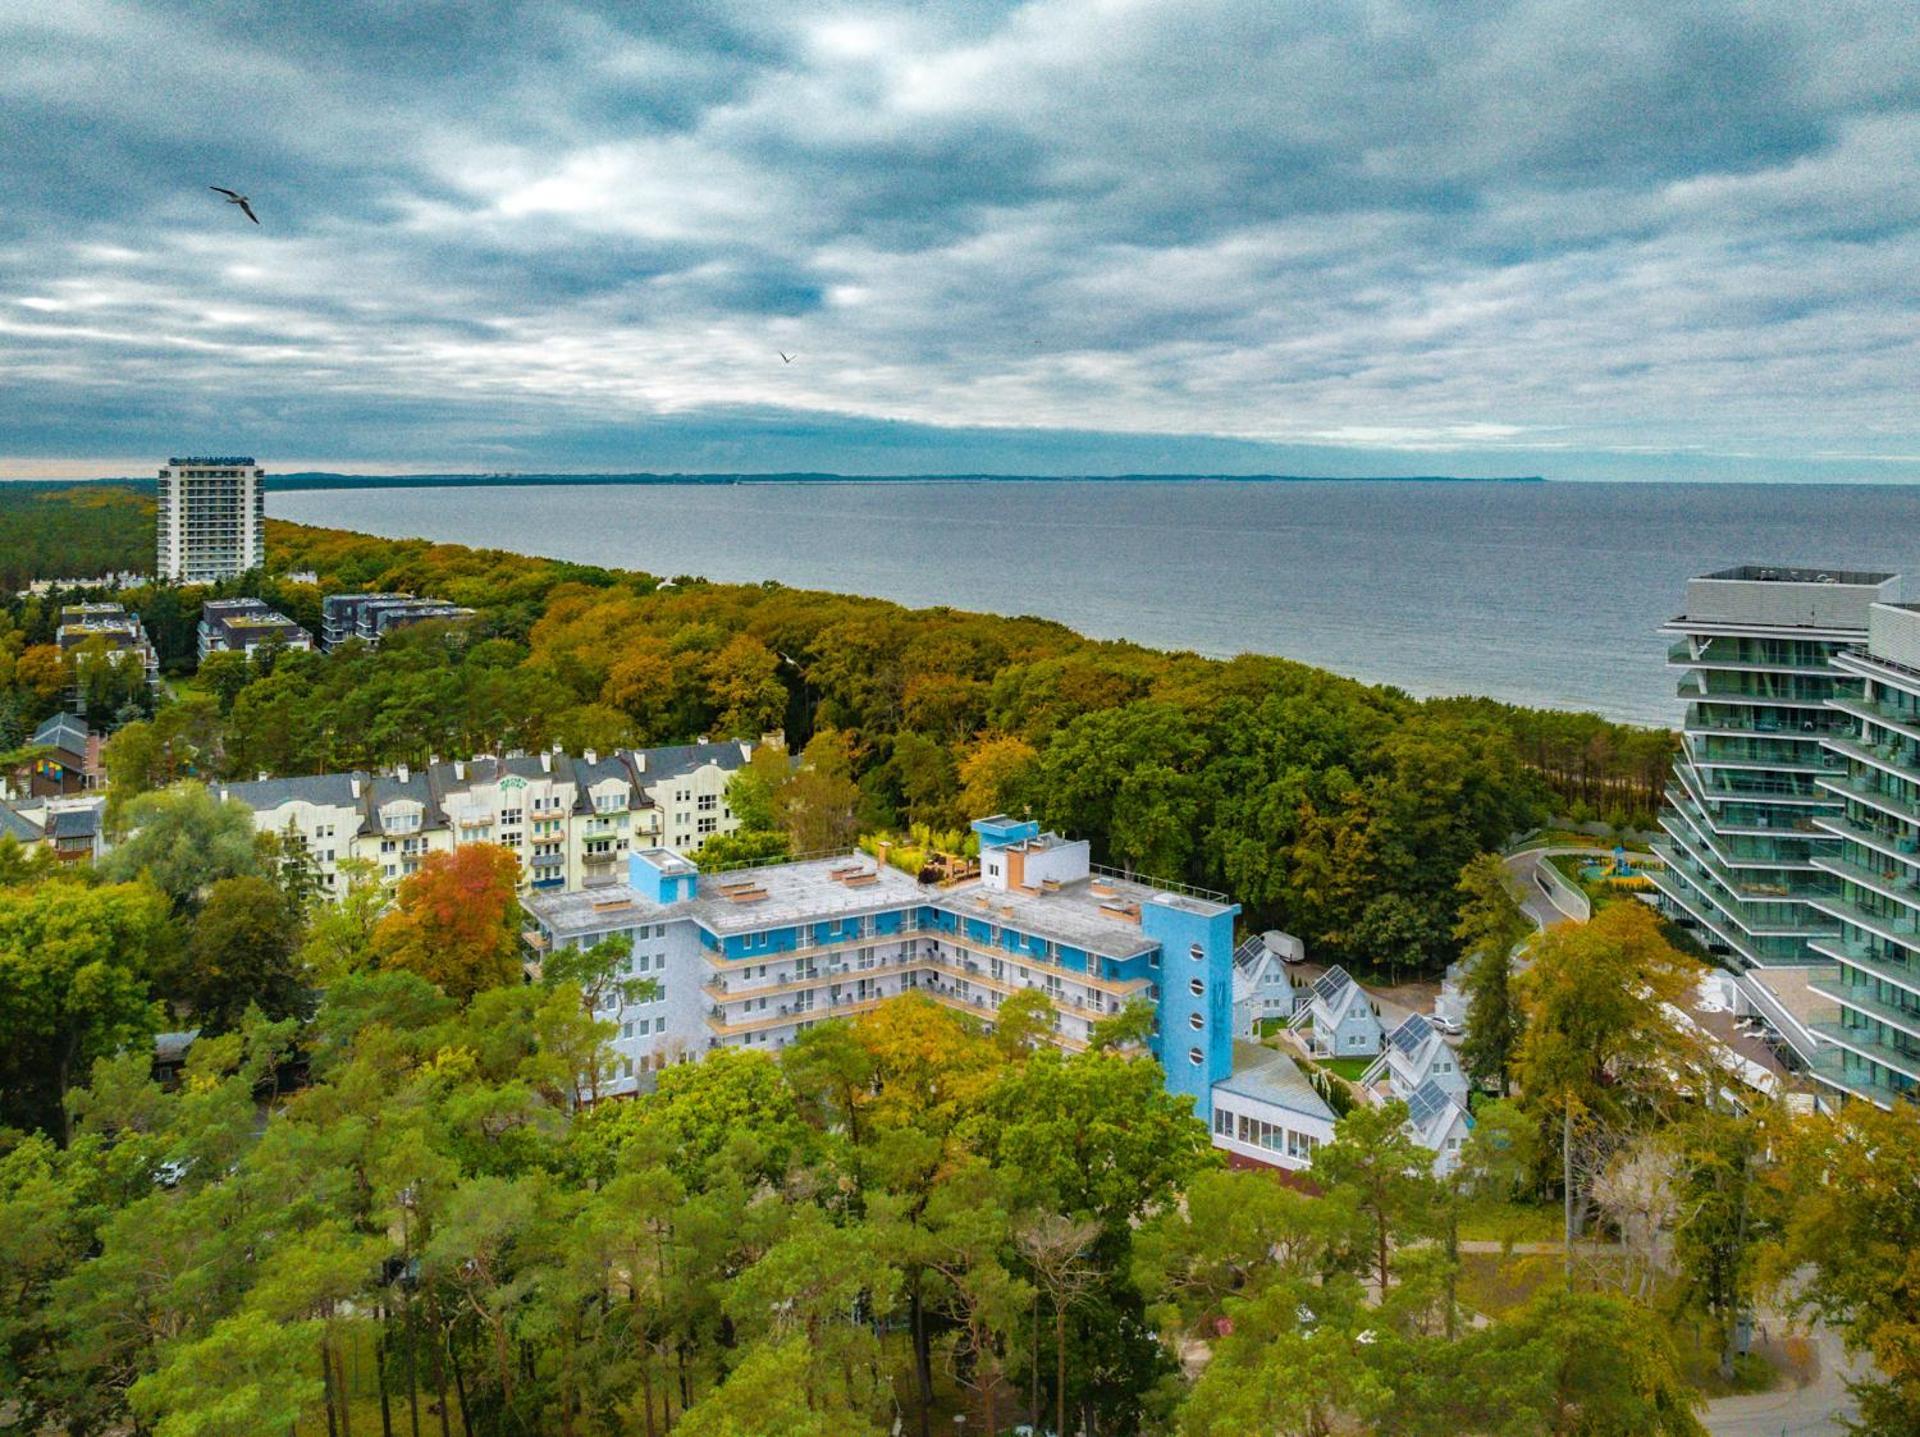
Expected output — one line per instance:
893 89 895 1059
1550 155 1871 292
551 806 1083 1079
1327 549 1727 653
2 492 1917 1434
2 816 1916 1437
3 494 1674 980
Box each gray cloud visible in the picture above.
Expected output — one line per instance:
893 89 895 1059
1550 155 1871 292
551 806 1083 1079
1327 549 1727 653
1 0 1916 478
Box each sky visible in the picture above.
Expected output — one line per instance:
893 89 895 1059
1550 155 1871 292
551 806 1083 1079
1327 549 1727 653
2 0 1917 482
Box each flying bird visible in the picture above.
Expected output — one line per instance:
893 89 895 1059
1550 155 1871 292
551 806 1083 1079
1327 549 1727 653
209 187 259 224
779 352 794 364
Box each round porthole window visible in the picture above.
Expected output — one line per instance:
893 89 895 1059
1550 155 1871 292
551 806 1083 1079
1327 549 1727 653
1188 977 1205 998
1188 1012 1204 1031
1189 943 1205 962
1187 1046 1205 1067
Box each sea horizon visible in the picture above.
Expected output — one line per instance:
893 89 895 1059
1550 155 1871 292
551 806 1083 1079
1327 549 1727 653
266 476 1920 729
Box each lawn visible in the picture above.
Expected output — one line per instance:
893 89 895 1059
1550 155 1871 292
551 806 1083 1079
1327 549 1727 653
1454 1197 1563 1246
1314 1056 1376 1082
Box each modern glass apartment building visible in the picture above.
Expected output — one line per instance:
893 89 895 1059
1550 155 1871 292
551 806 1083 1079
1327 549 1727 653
1654 567 1899 973
1803 601 1920 1105
156 456 266 582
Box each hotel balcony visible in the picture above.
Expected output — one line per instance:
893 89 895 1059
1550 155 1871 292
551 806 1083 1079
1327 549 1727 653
702 953 922 1004
1666 641 1840 674
1809 852 1920 914
1807 939 1920 1001
1807 976 1920 1046
1808 1019 1920 1086
1808 1050 1918 1108
1801 890 1920 949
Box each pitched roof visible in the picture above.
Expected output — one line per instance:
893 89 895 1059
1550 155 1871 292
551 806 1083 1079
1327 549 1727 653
628 740 751 784
49 807 99 839
0 801 43 843
1233 935 1268 970
1387 1013 1435 1057
1311 964 1356 1006
1214 1042 1336 1123
220 772 366 812
31 712 90 755
1405 1078 1467 1134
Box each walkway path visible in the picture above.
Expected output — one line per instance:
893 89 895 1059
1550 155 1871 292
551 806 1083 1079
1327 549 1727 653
1501 846 1602 929
1701 1316 1865 1437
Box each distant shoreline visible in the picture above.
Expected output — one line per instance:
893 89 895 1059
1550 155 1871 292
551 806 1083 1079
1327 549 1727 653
267 471 1549 492
8 471 1547 492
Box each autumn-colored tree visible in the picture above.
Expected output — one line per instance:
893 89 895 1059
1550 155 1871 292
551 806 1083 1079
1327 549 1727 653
957 734 1040 822
371 843 523 1002
12 644 68 705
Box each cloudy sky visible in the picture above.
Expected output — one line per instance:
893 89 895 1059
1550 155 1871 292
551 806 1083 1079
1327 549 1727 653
3 0 1917 481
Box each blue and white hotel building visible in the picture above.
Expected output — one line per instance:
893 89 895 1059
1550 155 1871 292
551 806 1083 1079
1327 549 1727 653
521 815 1240 1118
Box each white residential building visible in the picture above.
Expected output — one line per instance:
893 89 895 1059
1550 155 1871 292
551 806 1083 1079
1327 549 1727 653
1365 1013 1469 1105
214 741 760 898
1289 964 1384 1058
157 457 266 582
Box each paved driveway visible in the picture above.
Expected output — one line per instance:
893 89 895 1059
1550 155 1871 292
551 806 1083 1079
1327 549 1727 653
1701 1318 1865 1437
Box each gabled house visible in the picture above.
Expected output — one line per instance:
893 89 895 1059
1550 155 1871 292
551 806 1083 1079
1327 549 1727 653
20 712 98 797
1365 1013 1468 1104
1231 934 1300 1036
1291 964 1384 1058
1404 1078 1474 1177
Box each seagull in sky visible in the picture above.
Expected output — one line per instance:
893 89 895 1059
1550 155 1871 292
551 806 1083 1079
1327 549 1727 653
209 186 259 224
779 352 794 364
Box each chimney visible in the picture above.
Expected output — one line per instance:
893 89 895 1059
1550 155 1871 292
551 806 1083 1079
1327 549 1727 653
584 748 598 766
350 777 362 799
454 760 465 781
257 771 269 782
541 751 552 773
633 751 647 773
397 763 410 784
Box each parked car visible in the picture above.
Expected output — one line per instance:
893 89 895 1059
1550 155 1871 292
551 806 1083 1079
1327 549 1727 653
1430 1012 1463 1036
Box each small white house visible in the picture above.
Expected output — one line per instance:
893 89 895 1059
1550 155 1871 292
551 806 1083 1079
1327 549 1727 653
1404 1078 1475 1177
1366 1013 1469 1104
1293 965 1384 1058
1231 932 1303 1035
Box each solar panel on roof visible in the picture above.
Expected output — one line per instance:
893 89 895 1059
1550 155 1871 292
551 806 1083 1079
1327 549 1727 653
1233 936 1265 969
1405 1079 1456 1130
1311 965 1352 1004
1389 1013 1433 1056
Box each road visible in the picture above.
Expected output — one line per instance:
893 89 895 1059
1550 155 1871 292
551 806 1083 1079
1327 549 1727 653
1501 847 1597 930
1700 1317 1865 1437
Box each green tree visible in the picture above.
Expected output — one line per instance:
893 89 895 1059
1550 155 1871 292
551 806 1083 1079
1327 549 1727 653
1454 853 1530 1095
128 1310 324 1437
182 875 304 1032
0 879 169 1139
1778 1100 1920 1434
100 782 262 912
1311 1100 1442 1295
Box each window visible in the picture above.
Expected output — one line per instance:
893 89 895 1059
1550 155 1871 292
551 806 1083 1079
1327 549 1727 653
697 816 718 835
1188 977 1205 998
621 1022 634 1039
1148 952 1160 969
653 1016 667 1034
1188 1012 1204 1031
1188 943 1205 962
1187 1047 1204 1067
698 793 717 812
1213 1106 1232 1136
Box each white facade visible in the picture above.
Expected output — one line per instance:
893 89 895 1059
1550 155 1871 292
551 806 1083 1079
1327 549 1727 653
157 457 266 582
1208 1043 1338 1173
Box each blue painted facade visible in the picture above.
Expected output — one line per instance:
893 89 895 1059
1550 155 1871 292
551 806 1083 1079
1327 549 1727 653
629 849 697 904
1139 896 1238 1120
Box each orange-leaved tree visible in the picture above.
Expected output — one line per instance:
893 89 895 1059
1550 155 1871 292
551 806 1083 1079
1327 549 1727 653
372 843 524 1002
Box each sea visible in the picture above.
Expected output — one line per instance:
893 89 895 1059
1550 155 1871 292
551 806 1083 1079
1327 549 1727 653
266 480 1920 729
